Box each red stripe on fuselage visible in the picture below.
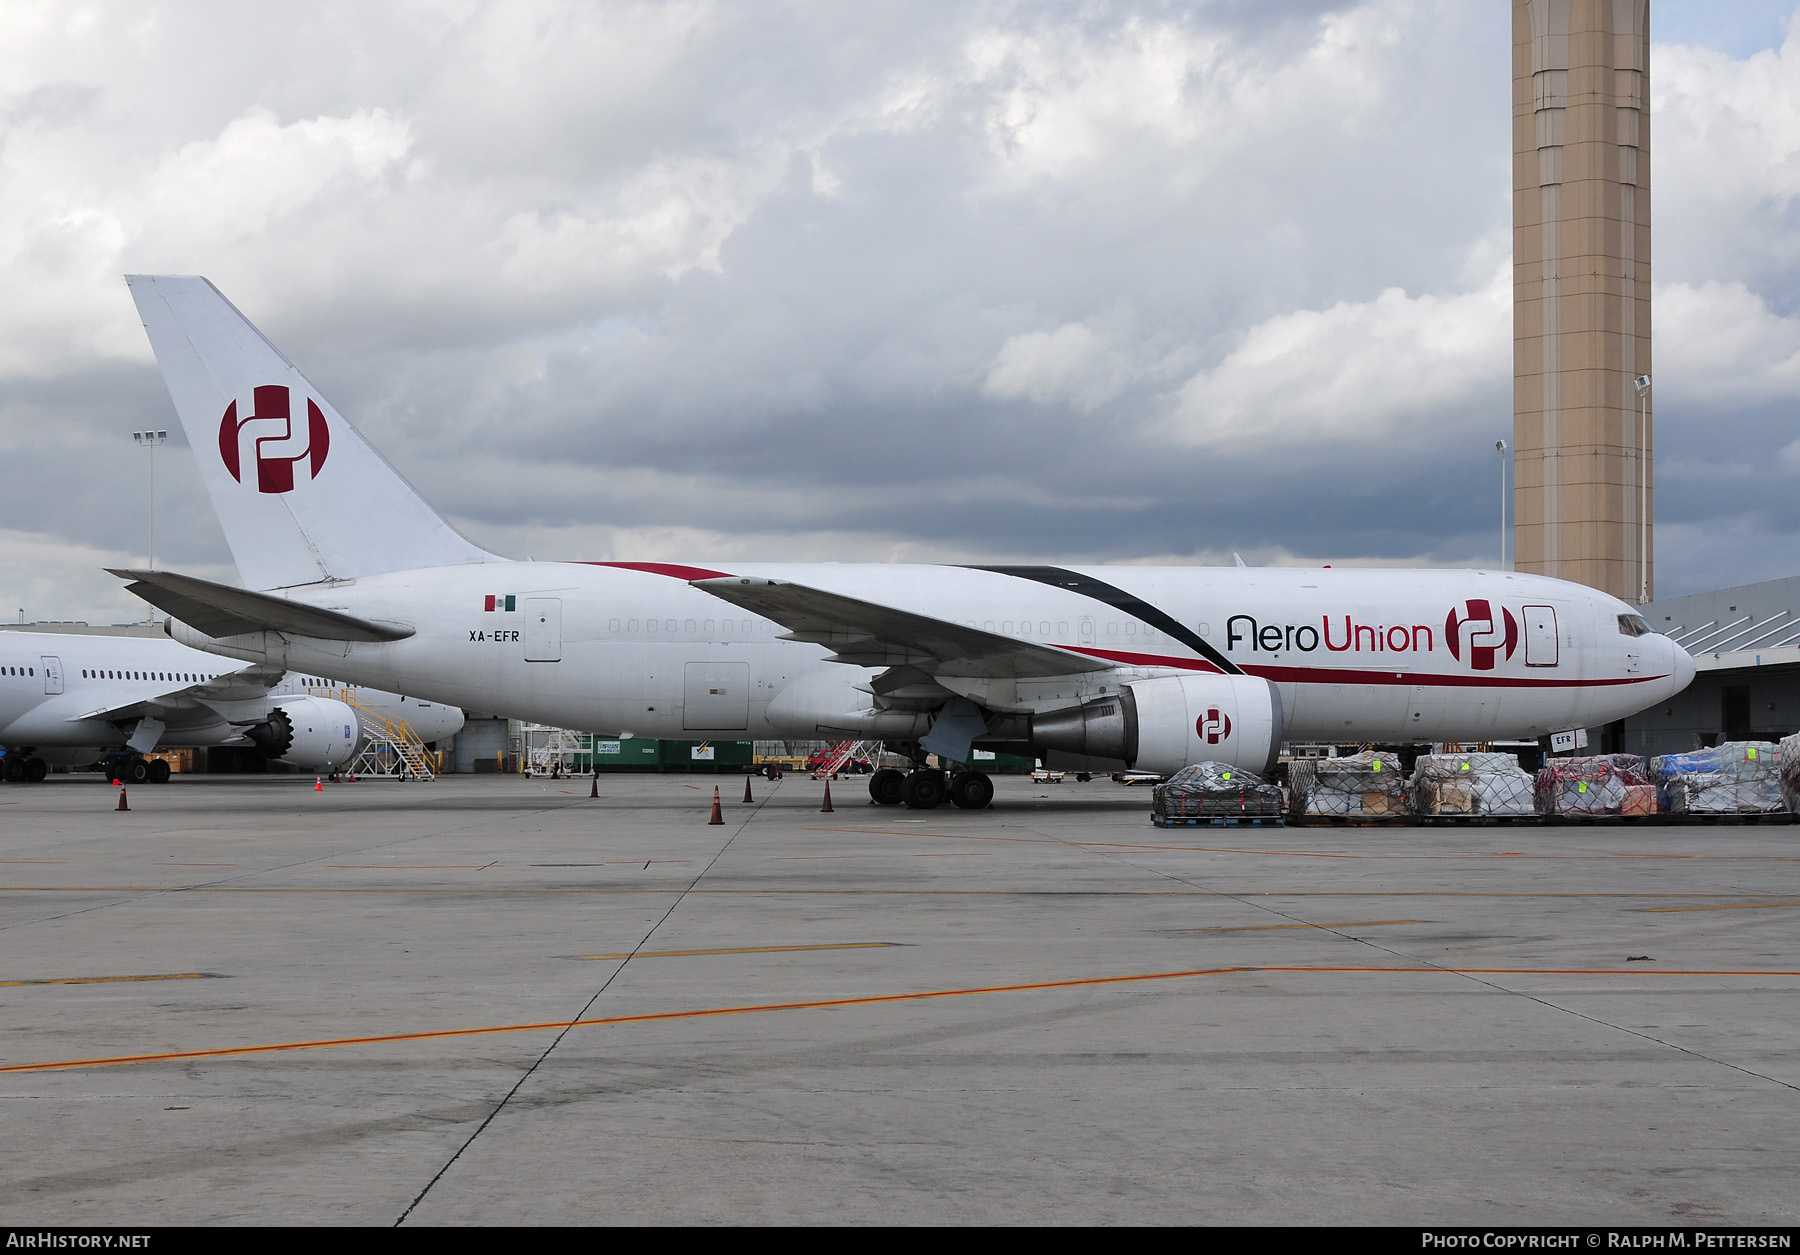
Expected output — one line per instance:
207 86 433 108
586 561 738 581
1058 645 1665 689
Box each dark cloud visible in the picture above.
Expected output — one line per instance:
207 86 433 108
1 1 1796 623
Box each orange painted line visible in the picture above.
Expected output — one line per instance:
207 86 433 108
0 886 1789 902
0 973 214 989
576 942 901 960
805 828 1800 861
322 864 500 869
1177 919 1423 934
1645 900 1800 914
8 964 1800 1076
806 827 1059 845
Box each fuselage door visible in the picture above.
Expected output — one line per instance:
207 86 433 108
1523 605 1559 667
39 656 63 695
523 599 562 662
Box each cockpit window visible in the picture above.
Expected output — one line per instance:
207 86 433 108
1617 613 1652 637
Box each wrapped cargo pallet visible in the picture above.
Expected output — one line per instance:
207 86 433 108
1649 742 1786 815
1152 762 1283 822
1782 733 1800 814
1408 752 1536 817
1289 751 1404 818
1534 754 1651 818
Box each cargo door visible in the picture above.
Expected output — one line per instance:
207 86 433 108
1523 605 1559 667
39 656 62 695
524 598 562 662
684 662 750 730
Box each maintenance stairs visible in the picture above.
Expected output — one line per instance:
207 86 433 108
316 687 439 780
521 724 586 776
811 740 874 779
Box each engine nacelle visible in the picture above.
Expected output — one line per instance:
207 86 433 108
248 697 359 770
1032 674 1284 776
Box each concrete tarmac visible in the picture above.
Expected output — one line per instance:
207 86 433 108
0 771 1796 1226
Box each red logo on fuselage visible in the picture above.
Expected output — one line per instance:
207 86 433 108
1197 708 1231 744
1444 600 1519 671
219 386 330 493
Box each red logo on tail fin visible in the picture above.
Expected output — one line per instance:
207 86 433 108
220 386 330 493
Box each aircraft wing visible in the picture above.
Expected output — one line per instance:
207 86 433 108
690 576 1112 679
70 664 287 726
108 568 414 642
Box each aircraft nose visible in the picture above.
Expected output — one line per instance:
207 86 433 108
1667 636 1696 694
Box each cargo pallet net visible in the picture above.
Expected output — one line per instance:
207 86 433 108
1152 762 1282 819
1534 754 1654 817
1782 733 1800 814
1407 752 1535 817
1650 741 1786 815
1288 751 1404 818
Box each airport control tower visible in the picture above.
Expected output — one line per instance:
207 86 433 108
1512 0 1652 602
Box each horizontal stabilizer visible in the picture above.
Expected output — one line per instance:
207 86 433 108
109 569 414 642
691 576 1111 679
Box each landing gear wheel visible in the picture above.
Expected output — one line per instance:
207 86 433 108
868 767 906 806
4 758 27 783
147 759 171 784
126 758 152 785
24 757 48 783
949 771 994 810
901 769 947 810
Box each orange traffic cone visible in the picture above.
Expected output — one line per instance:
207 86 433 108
589 771 599 799
116 786 129 811
708 786 724 825
314 776 324 792
742 774 754 803
820 779 834 813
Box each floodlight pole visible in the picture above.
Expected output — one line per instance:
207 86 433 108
132 430 168 626
1495 439 1509 570
1638 376 1651 603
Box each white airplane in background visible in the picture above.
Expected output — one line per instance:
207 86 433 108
0 628 462 783
114 275 1694 810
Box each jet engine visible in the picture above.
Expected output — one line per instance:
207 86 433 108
1031 674 1284 776
246 697 360 770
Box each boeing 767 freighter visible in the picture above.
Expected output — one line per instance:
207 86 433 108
111 276 1693 809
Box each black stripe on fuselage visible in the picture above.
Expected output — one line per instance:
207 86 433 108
966 566 1243 676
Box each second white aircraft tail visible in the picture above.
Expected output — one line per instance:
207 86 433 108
126 275 494 591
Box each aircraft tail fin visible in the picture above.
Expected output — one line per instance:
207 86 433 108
125 275 494 591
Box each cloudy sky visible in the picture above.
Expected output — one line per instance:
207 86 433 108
3 0 1799 624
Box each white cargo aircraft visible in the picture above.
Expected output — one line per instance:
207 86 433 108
114 276 1694 809
0 628 462 783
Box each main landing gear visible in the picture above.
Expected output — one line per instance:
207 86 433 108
868 766 995 810
100 755 170 785
1 756 49 783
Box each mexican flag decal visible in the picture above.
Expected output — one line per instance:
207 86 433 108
484 595 517 612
